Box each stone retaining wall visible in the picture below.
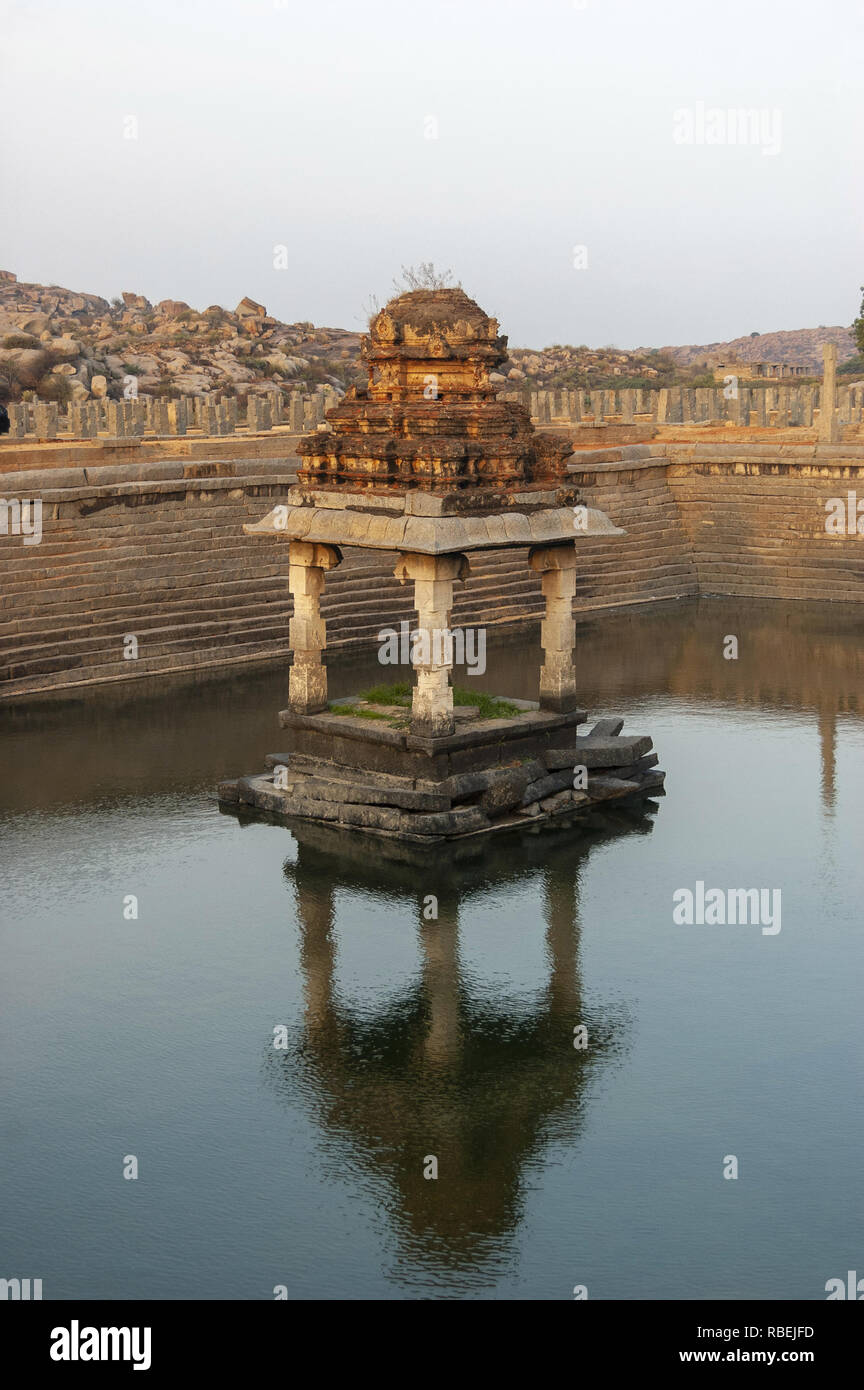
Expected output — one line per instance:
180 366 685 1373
2 437 864 700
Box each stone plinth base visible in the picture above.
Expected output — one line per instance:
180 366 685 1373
217 706 665 844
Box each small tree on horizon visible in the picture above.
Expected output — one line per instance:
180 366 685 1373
853 285 864 356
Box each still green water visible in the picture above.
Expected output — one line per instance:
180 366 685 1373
1 597 862 1299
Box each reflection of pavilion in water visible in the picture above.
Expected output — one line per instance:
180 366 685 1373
264 803 657 1282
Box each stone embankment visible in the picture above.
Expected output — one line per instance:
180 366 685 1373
3 430 864 700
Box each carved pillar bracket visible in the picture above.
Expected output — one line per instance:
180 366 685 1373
528 542 580 713
394 551 470 737
288 540 342 713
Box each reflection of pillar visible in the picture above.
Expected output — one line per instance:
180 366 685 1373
288 541 342 713
818 703 837 813
419 899 462 1065
394 551 469 736
819 343 839 443
542 866 580 1016
295 875 337 1036
528 544 579 712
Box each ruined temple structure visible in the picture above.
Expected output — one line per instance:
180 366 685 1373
218 288 664 842
295 287 574 491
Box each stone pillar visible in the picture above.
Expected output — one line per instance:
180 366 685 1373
32 403 58 439
106 401 125 437
203 402 219 436
656 388 669 423
287 541 342 714
167 400 187 435
776 390 790 428
124 400 144 436
838 384 852 426
289 392 304 432
801 387 814 427
819 343 840 443
528 543 580 713
394 551 469 737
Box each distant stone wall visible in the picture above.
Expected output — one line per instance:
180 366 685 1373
3 437 864 700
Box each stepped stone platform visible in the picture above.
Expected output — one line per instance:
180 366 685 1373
217 709 665 844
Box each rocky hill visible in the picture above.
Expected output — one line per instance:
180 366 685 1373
657 325 856 372
0 269 857 405
0 270 363 405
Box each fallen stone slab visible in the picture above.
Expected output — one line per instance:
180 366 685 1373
639 768 666 791
478 766 535 814
522 769 574 803
613 752 660 779
586 775 643 801
587 717 624 738
442 759 546 803
543 735 653 770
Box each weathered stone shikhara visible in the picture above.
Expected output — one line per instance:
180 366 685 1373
218 288 664 841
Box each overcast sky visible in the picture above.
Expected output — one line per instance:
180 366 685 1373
2 0 862 348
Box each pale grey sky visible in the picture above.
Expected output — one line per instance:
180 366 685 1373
2 0 862 348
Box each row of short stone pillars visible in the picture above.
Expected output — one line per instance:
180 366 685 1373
504 349 862 430
286 541 580 734
1 386 339 440
5 350 857 440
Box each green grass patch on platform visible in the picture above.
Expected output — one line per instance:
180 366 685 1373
328 703 394 720
351 682 522 720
